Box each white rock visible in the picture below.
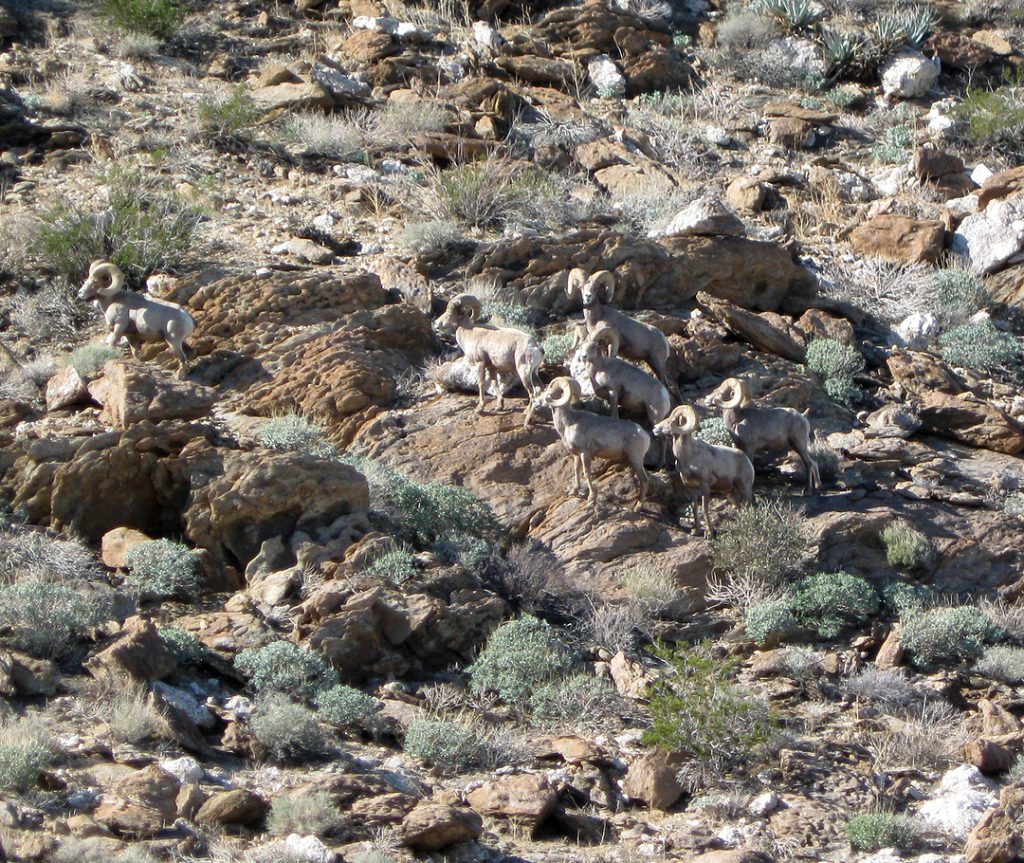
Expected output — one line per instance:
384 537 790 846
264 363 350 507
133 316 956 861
946 193 980 217
352 15 398 33
748 791 781 817
971 164 994 186
311 213 336 233
951 196 1024 273
917 765 998 840
153 682 216 729
925 100 957 136
858 850 902 863
223 694 254 721
763 36 826 79
437 54 468 82
891 312 938 349
881 49 940 99
874 165 911 197
568 343 596 399
472 20 505 53
311 64 371 99
587 54 626 96
651 195 745 239
394 21 431 41
704 125 732 146
833 169 876 202
159 756 205 785
283 834 334 863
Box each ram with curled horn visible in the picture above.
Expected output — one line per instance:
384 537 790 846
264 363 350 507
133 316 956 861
705 377 821 495
435 292 543 427
566 268 674 393
579 322 672 467
78 260 196 378
653 404 754 536
537 376 650 510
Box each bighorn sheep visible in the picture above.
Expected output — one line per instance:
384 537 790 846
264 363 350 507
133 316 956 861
436 293 543 427
581 323 672 466
653 405 754 536
566 268 673 392
538 376 650 509
78 260 195 377
706 378 821 494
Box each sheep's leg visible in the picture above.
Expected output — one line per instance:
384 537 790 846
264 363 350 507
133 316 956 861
609 390 620 420
522 395 536 428
168 338 190 378
494 371 506 412
107 323 127 350
581 452 597 505
793 439 821 494
703 494 714 538
474 364 488 414
518 366 536 427
568 454 584 497
631 456 648 511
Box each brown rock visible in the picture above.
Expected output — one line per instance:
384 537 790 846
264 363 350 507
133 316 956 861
621 750 686 809
689 851 772 863
251 80 333 113
981 699 1022 736
913 146 965 181
176 783 208 820
467 773 559 832
45 365 92 412
351 792 418 825
874 625 903 669
91 361 216 429
101 526 153 568
725 176 767 214
254 64 302 87
609 650 656 697
495 55 575 88
971 29 1014 56
978 165 1024 210
411 132 497 162
964 804 1024 863
84 616 176 685
575 139 630 172
342 29 399 63
195 789 269 826
768 117 813 149
284 237 334 264
763 102 838 122
886 350 963 396
593 162 676 196
795 309 856 345
95 765 180 837
399 802 483 851
0 650 60 696
849 214 946 264
919 391 1024 454
966 737 1017 774
928 29 993 69
698 292 805 363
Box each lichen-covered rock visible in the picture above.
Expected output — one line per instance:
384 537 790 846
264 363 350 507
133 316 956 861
400 802 483 850
881 49 940 99
849 214 946 264
91 360 217 428
94 765 181 837
466 773 560 832
952 195 1024 274
653 196 745 238
84 616 177 685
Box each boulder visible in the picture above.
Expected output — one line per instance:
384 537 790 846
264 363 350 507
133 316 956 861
971 29 1014 56
928 30 993 70
282 238 334 264
621 750 686 809
466 773 560 832
768 117 813 149
881 49 940 99
310 63 372 100
725 176 767 214
964 803 1024 863
891 312 938 349
918 391 1024 454
0 650 60 696
45 365 91 412
849 214 946 264
250 80 333 113
91 361 216 429
587 54 625 96
698 292 805 362
399 802 483 850
101 526 153 568
195 789 269 826
652 196 745 238
978 165 1024 209
951 195 1024 274
918 765 998 840
874 625 903 669
495 55 575 88
84 616 177 685
94 765 180 837
912 145 965 182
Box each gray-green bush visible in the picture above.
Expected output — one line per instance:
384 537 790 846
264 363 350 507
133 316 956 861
258 413 335 458
123 538 202 600
315 685 380 731
235 641 338 701
0 580 112 658
362 548 418 585
403 718 484 775
805 338 864 407
696 416 734 448
939 321 1022 372
901 605 1003 665
931 267 988 328
0 742 52 791
159 626 208 665
745 600 799 645
267 790 346 837
250 695 328 762
468 616 576 704
530 672 625 723
100 0 181 38
975 645 1024 683
881 520 934 571
790 571 878 638
64 344 121 378
846 812 918 852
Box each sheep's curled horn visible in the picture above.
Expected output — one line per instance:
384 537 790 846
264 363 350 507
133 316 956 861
590 322 620 357
547 376 581 407
667 404 700 433
566 268 588 297
588 270 616 303
451 293 482 321
719 377 749 409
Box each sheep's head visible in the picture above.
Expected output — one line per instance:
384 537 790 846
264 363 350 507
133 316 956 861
78 260 126 301
707 377 750 409
586 323 620 360
539 376 580 408
580 271 616 308
653 404 699 438
436 293 482 332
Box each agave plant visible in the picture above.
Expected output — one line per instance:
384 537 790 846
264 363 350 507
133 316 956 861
873 12 909 54
753 0 824 32
821 28 862 72
900 5 939 49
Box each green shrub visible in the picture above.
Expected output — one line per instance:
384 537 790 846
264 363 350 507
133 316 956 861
100 0 180 37
0 742 52 791
198 86 261 141
399 220 463 255
846 812 917 852
745 600 799 645
805 338 863 378
316 685 380 731
403 718 484 775
882 581 933 619
953 74 1024 155
872 125 913 164
64 344 121 378
975 645 1024 683
939 321 1022 372
104 684 162 745
362 548 418 585
643 643 774 788
825 85 860 109
158 626 207 665
468 616 576 704
267 790 345 837
901 605 1003 665
881 520 934 571
540 332 576 365
751 0 823 32
790 571 879 639
931 268 988 328
258 413 335 458
235 641 338 701
249 695 328 762
0 579 112 658
530 673 624 723
34 203 106 285
123 539 202 600
696 416 734 448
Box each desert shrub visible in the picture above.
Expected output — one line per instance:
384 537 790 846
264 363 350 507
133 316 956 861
952 72 1024 157
374 100 451 143
866 699 966 771
1008 753 1024 784
123 538 202 600
881 581 933 619
33 203 106 284
235 641 338 701
939 321 1022 372
644 643 774 789
843 667 922 710
159 626 207 665
468 615 576 704
104 684 162 744
258 413 335 458
9 281 87 343
881 520 934 571
100 0 180 37
751 0 823 31
825 85 860 109
716 7 778 46
805 338 863 378
283 112 365 160
745 600 799 645
975 645 1024 683
846 812 917 852
0 522 100 585
403 719 484 774
530 672 625 723
0 742 52 791
979 597 1024 644
52 840 160 863
620 564 679 617
901 605 1003 665
696 416 733 447
790 571 878 638
0 579 112 658
197 86 260 141
362 548 418 585
64 344 121 378
809 441 839 482
707 500 810 609
930 267 988 328
316 685 380 731
399 220 463 255
267 790 346 837
540 331 575 365
872 125 912 164
249 695 328 762
114 31 161 58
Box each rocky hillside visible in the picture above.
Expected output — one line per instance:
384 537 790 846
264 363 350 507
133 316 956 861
0 0 1022 860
